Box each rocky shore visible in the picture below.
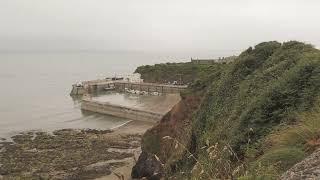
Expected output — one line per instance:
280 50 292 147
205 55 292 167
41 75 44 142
0 121 154 180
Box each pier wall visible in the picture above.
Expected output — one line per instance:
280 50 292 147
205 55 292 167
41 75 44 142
70 84 87 96
81 99 164 122
114 82 186 94
71 80 187 95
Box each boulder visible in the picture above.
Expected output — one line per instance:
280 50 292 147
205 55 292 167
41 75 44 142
131 151 164 180
281 149 320 180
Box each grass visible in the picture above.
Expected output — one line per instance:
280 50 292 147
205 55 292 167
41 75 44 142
136 41 320 179
189 41 320 179
135 62 227 86
241 100 320 179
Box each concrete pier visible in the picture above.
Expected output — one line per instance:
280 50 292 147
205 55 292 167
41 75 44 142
70 80 187 95
70 84 87 95
114 82 187 94
81 98 165 122
71 79 185 122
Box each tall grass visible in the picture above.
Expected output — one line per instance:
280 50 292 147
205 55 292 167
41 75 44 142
161 136 247 179
241 100 320 179
137 41 320 179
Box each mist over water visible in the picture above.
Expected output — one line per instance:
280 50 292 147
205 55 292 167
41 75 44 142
1 51 229 138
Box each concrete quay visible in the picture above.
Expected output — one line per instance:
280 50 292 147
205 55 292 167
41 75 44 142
70 80 187 95
72 79 185 122
114 82 187 94
81 98 165 122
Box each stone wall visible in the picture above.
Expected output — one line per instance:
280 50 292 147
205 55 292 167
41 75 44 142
191 59 216 65
70 85 86 96
70 81 187 96
114 82 186 94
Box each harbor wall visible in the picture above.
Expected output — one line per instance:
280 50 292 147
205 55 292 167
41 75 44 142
81 99 164 122
70 84 87 95
114 82 186 94
70 80 187 95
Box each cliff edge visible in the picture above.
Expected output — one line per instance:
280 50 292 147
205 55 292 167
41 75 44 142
133 41 320 179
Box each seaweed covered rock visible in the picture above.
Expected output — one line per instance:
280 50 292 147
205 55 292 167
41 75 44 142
131 151 164 180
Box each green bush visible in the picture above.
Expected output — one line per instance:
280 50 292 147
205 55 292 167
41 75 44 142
135 62 226 85
255 147 305 172
137 41 320 179
190 41 320 178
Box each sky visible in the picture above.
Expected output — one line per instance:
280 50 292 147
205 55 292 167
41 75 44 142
0 0 319 53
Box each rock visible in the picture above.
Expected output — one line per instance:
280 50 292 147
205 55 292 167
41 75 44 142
281 149 320 180
25 148 38 153
0 129 140 179
77 162 112 179
81 129 113 134
131 151 164 180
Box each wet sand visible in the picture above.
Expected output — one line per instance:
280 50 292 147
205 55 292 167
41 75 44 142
0 120 155 180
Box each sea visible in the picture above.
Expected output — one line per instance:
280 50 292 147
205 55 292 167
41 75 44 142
0 51 179 138
0 50 231 138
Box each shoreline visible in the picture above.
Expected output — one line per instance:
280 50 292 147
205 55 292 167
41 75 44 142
110 120 133 130
93 120 156 180
0 120 155 179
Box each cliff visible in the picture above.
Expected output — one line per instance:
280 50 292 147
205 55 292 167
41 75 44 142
133 41 320 179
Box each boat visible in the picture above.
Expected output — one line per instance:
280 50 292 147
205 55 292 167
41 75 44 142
151 92 160 96
104 84 115 91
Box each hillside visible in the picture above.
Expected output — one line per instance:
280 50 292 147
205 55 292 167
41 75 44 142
135 62 225 85
132 41 320 179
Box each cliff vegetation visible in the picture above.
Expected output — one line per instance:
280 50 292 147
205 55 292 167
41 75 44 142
135 62 225 85
133 41 320 179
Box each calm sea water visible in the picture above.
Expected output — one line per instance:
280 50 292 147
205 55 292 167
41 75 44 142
0 51 192 138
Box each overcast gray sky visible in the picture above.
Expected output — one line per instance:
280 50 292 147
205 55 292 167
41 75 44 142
0 0 319 52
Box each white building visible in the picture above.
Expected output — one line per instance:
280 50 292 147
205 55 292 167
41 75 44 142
125 73 143 83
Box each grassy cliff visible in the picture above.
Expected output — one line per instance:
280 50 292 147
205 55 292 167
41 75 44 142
135 62 225 85
190 41 320 179
133 41 320 179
